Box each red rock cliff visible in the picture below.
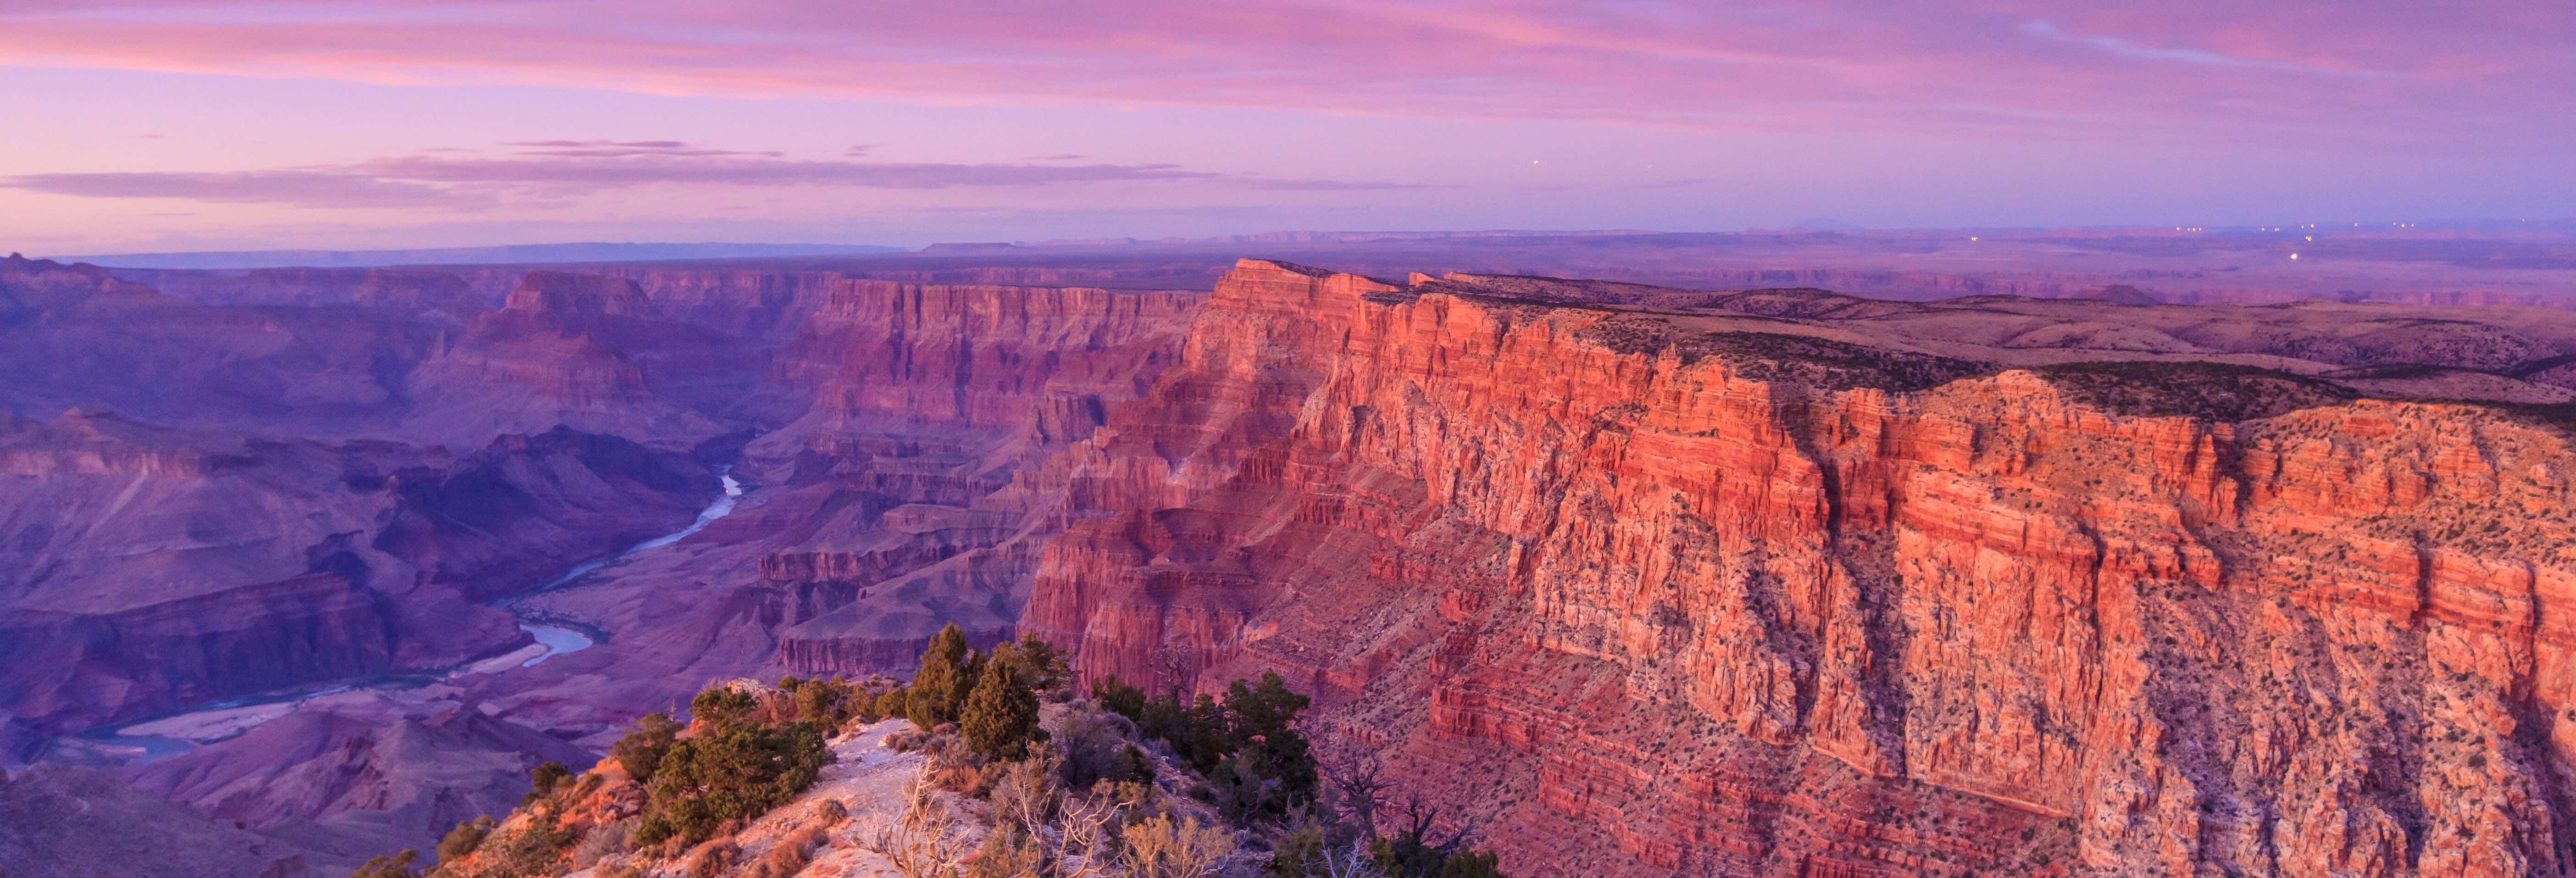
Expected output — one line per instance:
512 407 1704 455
1024 259 2576 877
737 279 1200 675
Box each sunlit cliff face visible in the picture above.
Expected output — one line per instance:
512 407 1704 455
1 0 2569 252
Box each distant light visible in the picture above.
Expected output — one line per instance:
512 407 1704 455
2304 236 2312 241
1969 236 1979 241
1532 160 1539 164
2291 253 2300 260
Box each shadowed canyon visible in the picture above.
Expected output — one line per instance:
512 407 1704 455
8 228 2576 876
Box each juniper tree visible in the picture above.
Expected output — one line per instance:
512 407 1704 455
961 655 1045 760
907 623 977 729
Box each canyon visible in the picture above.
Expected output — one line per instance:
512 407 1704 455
7 228 2576 876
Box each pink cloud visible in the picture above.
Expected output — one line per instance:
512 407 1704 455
0 144 1422 209
0 1 2564 148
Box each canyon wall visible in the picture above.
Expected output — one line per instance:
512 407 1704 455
740 278 1201 674
1026 259 2576 877
0 410 716 748
455 276 1206 754
23 245 2576 875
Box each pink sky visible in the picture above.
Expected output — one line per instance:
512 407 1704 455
3 0 2568 252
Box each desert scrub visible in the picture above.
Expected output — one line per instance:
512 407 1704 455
2031 361 2355 421
629 688 836 848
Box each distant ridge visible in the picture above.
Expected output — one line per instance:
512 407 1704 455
48 241 907 270
1007 228 1668 248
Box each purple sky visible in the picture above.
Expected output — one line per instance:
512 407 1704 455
3 1 2569 252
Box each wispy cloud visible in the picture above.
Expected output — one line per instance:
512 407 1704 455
0 1 2559 142
2017 21 2390 78
0 139 1416 209
499 139 785 158
3 169 489 208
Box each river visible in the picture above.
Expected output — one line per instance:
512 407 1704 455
508 469 743 667
78 467 749 756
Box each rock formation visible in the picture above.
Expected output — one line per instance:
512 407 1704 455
119 689 597 864
0 409 715 751
1024 259 2576 876
19 241 2576 875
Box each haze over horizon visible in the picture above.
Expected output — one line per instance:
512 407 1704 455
4 0 2570 254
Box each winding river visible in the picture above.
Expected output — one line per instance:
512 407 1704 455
508 469 745 667
80 468 750 756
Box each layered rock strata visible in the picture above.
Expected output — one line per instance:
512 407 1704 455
1025 259 2576 877
0 411 715 749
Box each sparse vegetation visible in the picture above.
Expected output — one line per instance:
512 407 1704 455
2032 360 2355 421
1123 814 1236 878
355 631 1504 878
961 649 1046 760
1092 671 1318 822
609 712 677 783
907 623 980 729
521 761 571 806
683 838 737 878
1575 318 1989 391
436 816 494 862
632 691 834 847
351 850 423 878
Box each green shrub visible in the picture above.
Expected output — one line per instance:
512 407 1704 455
611 713 678 784
906 623 977 729
1373 831 1508 878
962 656 1045 760
522 760 572 805
350 850 421 878
998 635 1072 693
480 821 581 875
1095 672 1316 825
1440 850 1505 878
1214 674 1315 822
632 716 834 847
1092 674 1147 719
794 675 852 726
872 688 909 725
690 687 760 728
435 815 494 861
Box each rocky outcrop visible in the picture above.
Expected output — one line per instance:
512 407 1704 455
720 280 1200 673
589 267 852 341
405 271 755 450
119 690 597 863
501 270 656 317
1024 259 2576 876
763 278 1197 447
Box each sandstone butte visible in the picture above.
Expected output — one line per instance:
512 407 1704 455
1019 259 2576 877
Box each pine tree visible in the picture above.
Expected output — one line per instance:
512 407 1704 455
961 655 1044 760
907 623 974 729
